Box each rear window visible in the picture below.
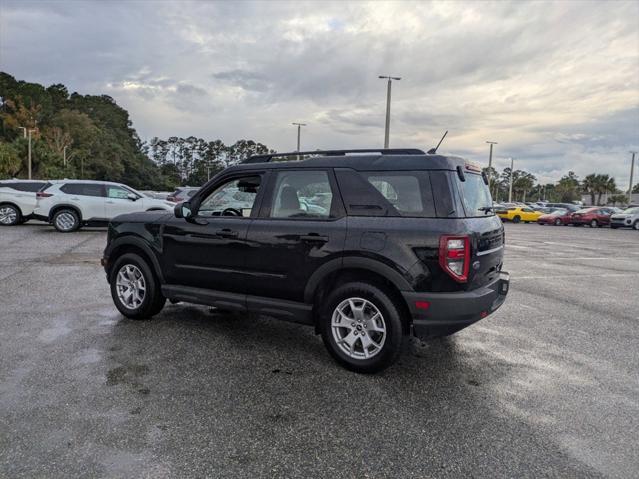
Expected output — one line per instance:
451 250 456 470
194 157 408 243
457 172 493 217
335 169 436 217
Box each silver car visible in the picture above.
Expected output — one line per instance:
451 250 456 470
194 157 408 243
610 207 639 230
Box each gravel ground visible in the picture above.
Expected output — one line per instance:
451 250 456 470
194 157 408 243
0 222 637 478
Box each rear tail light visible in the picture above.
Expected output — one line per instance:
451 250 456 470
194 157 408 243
36 192 53 198
166 196 176 202
439 235 470 283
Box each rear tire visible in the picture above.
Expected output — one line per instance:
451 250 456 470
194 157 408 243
555 218 562 226
53 209 80 232
512 215 521 223
590 219 598 228
110 253 166 319
0 204 21 226
320 282 406 374
634 221 639 231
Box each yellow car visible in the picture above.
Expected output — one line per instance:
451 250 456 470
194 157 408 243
497 206 543 223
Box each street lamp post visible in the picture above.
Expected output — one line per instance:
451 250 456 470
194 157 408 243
629 151 637 203
486 140 497 194
378 75 401 148
292 122 306 161
27 129 37 180
508 157 514 203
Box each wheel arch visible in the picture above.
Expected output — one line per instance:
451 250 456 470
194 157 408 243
49 204 82 222
105 236 164 284
0 201 23 215
306 257 413 334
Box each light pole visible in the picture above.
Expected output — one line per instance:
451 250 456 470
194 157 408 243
378 75 401 148
508 157 514 203
292 122 306 151
63 146 68 168
486 140 497 194
27 129 37 179
629 151 637 203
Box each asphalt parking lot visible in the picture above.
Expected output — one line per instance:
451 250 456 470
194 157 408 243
1 223 637 478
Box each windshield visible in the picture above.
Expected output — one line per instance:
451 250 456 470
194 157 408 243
458 173 493 217
623 207 639 214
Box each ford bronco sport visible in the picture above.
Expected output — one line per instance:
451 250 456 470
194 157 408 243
102 148 509 373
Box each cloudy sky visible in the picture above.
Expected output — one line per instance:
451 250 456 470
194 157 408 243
1 0 638 186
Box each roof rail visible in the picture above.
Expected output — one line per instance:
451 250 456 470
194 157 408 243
243 148 426 163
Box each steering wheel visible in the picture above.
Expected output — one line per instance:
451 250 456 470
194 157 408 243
222 207 242 217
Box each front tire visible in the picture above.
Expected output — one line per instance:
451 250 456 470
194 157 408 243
110 253 166 319
320 282 406 374
590 219 598 228
634 221 639 231
555 218 562 226
512 215 521 223
53 209 80 232
0 204 21 226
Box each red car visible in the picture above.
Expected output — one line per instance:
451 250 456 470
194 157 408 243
570 207 615 227
537 208 572 226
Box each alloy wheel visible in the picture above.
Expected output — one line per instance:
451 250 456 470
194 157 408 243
55 212 76 231
116 264 146 310
0 206 17 225
331 297 386 360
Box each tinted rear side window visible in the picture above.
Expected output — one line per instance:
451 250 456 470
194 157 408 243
335 169 436 217
61 183 105 197
16 182 46 192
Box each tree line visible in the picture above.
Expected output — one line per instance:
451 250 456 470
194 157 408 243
0 73 272 190
484 165 635 205
0 72 634 201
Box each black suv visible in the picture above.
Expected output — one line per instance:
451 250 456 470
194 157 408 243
102 148 509 373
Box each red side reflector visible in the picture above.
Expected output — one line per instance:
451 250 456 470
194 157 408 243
415 301 430 310
480 311 488 318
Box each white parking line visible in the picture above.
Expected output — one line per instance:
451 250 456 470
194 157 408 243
513 273 639 280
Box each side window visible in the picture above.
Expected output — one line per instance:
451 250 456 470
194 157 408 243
12 182 45 192
523 207 533 212
61 183 104 197
270 170 333 219
365 173 428 215
198 176 261 217
106 186 130 199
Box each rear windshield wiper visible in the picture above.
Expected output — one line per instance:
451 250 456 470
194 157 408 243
478 206 496 214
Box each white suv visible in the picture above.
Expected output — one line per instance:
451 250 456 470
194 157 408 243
0 179 48 226
33 180 174 232
610 206 639 230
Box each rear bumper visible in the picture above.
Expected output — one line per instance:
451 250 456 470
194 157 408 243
403 272 510 340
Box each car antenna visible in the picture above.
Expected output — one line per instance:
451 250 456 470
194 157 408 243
427 130 448 154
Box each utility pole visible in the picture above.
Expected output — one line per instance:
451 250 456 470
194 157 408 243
486 141 497 194
508 157 514 203
378 75 401 148
629 151 636 203
63 146 68 168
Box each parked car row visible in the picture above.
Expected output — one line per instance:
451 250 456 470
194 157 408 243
494 202 638 230
0 179 176 232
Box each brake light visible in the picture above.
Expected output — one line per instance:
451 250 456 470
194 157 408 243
439 235 470 282
36 192 53 198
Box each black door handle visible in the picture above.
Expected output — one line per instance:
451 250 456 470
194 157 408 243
300 234 328 243
216 229 238 238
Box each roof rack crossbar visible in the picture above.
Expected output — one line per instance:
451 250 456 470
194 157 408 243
244 148 425 163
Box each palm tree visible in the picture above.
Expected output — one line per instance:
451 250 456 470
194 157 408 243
596 174 616 205
582 174 598 205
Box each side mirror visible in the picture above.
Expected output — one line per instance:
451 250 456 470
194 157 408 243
174 201 193 219
127 193 138 201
